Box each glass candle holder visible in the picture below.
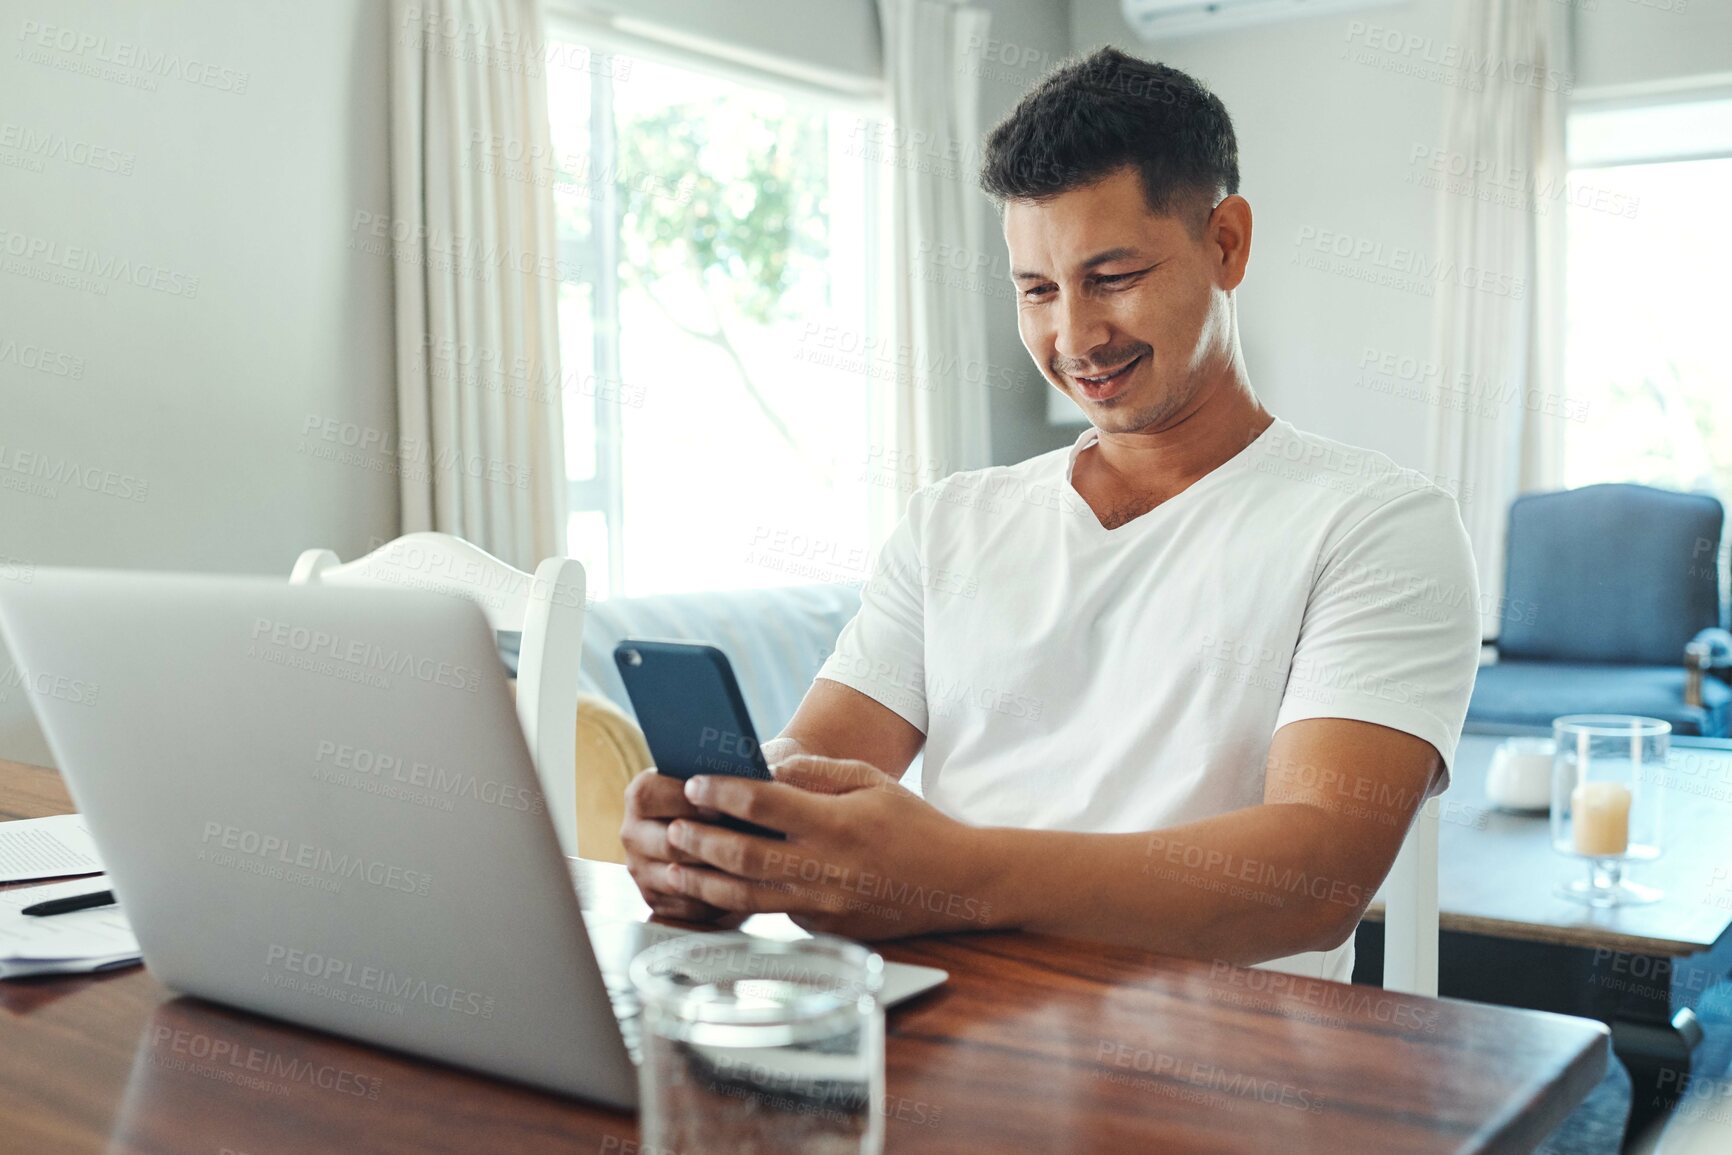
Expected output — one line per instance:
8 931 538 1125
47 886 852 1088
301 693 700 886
1550 714 1669 907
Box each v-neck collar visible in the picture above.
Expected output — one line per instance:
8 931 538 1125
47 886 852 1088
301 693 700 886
1061 417 1285 533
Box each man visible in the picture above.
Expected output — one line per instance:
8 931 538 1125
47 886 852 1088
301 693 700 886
620 47 1481 982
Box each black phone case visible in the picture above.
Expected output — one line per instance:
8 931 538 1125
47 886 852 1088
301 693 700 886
613 640 784 840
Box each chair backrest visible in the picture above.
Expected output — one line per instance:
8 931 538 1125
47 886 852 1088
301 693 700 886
1381 800 1440 996
1500 483 1724 665
290 533 586 857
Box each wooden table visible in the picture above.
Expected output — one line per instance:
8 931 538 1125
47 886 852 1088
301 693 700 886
1 757 1608 1154
1358 727 1732 1147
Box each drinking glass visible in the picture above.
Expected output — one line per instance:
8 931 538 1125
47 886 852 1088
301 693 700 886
629 932 886 1155
1550 714 1669 907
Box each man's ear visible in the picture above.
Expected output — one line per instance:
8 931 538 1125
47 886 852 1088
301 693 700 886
1209 194 1252 291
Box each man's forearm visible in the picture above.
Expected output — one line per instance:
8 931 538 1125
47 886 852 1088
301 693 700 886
965 804 1374 966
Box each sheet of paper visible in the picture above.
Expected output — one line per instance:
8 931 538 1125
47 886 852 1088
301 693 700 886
0 874 138 964
0 814 104 882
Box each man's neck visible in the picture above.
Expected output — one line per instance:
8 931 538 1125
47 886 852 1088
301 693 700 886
1083 383 1273 505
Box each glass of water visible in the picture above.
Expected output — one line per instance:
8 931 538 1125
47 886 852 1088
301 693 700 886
629 932 886 1155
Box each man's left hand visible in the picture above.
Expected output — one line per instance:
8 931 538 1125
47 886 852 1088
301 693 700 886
662 754 998 940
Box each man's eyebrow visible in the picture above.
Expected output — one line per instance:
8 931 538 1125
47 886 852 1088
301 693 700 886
1011 246 1144 280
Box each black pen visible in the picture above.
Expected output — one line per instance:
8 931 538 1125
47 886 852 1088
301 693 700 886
21 889 116 917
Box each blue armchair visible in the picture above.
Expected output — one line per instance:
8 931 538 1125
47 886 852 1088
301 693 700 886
1467 483 1730 737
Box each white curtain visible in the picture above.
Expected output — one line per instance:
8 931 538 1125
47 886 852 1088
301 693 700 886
388 0 568 570
1427 0 1570 635
873 0 993 539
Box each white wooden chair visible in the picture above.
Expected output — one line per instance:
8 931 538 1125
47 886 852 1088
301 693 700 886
290 533 586 858
1381 798 1441 995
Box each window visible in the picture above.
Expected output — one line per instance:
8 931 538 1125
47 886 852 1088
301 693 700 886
545 43 883 599
1563 98 1732 500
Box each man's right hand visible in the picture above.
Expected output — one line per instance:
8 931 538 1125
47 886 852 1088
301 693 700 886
619 767 740 923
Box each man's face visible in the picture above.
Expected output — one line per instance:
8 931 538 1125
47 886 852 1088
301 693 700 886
1004 166 1234 435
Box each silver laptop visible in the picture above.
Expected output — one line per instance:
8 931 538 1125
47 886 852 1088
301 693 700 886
0 569 945 1109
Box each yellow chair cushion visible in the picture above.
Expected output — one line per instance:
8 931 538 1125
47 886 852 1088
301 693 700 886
573 693 650 863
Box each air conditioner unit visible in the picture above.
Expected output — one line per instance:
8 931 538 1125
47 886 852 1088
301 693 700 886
1122 0 1402 40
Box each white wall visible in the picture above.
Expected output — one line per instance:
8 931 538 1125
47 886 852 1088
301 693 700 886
1067 0 1732 470
0 0 398 765
1070 0 1460 468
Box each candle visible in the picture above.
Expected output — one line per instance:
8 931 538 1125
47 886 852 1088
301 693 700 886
1572 781 1632 857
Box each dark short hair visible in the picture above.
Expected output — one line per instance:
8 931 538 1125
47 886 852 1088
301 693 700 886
979 47 1240 237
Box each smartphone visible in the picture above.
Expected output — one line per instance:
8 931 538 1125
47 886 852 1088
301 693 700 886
613 640 784 839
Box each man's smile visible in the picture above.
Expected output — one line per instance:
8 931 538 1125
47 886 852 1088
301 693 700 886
1070 351 1145 401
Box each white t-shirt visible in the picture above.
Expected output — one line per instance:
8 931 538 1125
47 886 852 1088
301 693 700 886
816 416 1482 983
